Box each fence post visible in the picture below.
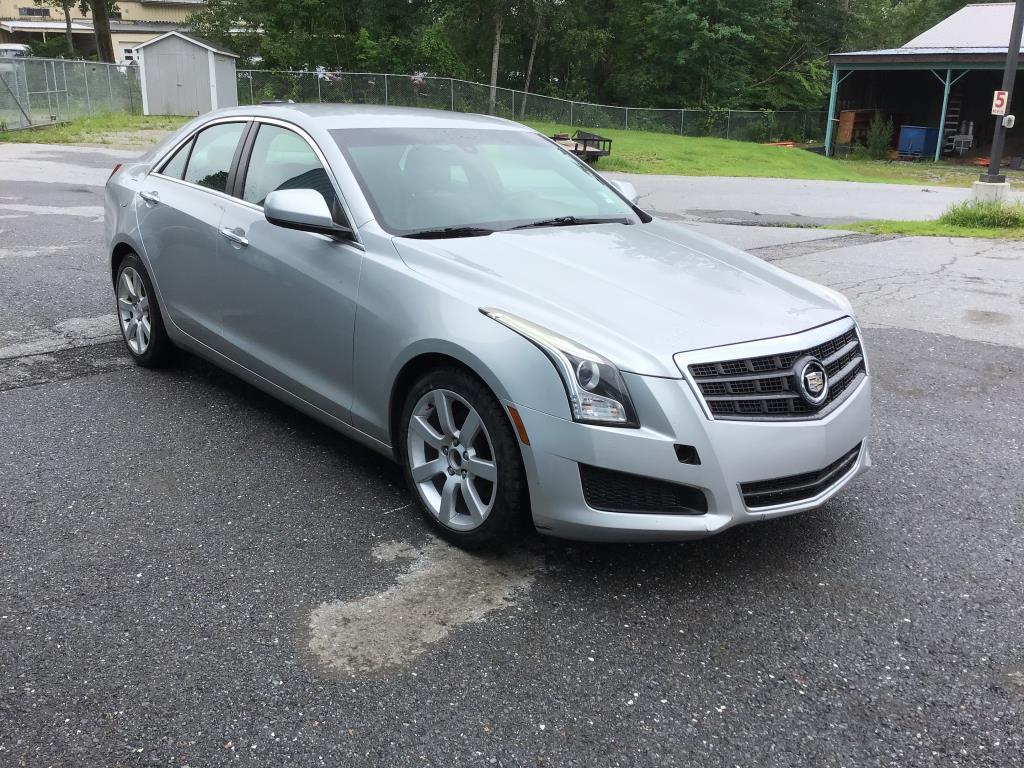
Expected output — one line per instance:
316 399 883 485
680 109 684 136
249 74 254 105
316 73 321 102
570 101 574 126
726 110 731 140
44 61 54 120
107 64 113 110
81 62 91 114
59 60 66 119
450 77 455 111
625 107 628 130
511 89 514 118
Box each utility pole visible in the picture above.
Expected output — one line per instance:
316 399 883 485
980 0 1024 183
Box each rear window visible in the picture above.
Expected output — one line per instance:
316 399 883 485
159 139 192 179
182 122 245 193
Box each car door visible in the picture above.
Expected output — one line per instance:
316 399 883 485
135 119 248 347
215 121 363 422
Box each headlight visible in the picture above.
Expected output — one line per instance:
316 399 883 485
481 308 639 427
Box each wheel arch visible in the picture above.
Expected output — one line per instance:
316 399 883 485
110 239 139 284
387 349 509 460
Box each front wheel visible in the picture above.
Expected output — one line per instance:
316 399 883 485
399 368 529 549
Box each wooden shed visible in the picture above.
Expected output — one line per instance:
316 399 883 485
136 31 238 116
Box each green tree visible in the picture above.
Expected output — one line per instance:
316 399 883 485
77 0 117 62
34 0 76 57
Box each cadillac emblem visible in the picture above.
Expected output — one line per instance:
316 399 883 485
794 356 829 406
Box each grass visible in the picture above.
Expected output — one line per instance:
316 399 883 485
833 200 1024 240
524 121 1008 187
0 112 1014 189
0 112 189 145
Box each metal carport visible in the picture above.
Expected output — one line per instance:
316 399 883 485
824 3 1024 161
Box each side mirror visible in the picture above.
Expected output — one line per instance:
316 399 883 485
609 179 640 205
264 189 352 238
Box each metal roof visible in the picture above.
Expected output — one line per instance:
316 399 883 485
0 19 185 34
133 30 238 58
904 3 1020 48
830 3 1023 67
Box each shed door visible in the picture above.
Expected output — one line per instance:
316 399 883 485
146 48 205 115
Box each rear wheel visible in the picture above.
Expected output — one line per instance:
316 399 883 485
400 367 529 549
114 252 172 367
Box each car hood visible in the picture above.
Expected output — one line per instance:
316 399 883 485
393 219 848 378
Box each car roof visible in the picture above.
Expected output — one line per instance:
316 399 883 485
213 103 533 132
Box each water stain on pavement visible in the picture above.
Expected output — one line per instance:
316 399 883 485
308 538 540 675
964 309 1011 326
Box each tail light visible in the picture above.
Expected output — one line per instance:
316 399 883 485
108 163 122 181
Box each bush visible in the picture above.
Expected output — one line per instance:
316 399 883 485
864 112 894 160
939 200 1024 229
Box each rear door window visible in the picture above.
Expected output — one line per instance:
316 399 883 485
159 138 192 179
183 122 246 193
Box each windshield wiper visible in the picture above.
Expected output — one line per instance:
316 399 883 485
402 226 494 239
510 216 631 230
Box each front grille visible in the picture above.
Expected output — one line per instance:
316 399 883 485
579 465 708 515
687 324 866 420
740 443 862 508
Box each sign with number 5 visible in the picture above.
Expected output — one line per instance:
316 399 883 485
992 90 1008 116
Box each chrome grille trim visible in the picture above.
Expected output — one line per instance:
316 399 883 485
674 318 868 422
739 442 863 509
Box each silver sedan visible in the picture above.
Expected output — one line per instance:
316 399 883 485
105 104 872 548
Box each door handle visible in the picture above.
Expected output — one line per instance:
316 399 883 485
139 190 159 205
220 227 249 247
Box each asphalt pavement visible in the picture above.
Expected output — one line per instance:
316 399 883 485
607 171 1024 226
1 144 1022 767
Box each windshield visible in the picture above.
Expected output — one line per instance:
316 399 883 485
330 127 639 236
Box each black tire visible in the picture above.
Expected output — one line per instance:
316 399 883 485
398 367 530 550
114 252 173 368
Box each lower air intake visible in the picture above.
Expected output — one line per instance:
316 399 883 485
579 465 708 515
740 443 862 508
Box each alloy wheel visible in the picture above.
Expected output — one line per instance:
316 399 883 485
406 388 498 531
116 266 151 355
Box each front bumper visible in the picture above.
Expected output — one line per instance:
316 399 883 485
512 331 872 542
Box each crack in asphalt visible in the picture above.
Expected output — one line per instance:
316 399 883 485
0 340 129 392
746 232 901 262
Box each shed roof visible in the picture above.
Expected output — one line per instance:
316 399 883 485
904 3 1019 48
830 3 1023 67
133 30 238 58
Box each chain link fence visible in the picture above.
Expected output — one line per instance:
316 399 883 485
0 59 824 142
237 70 827 142
0 57 142 131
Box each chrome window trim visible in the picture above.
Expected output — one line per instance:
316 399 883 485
147 114 363 248
673 316 864 422
150 115 250 177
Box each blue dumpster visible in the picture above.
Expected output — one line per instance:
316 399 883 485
898 125 940 158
